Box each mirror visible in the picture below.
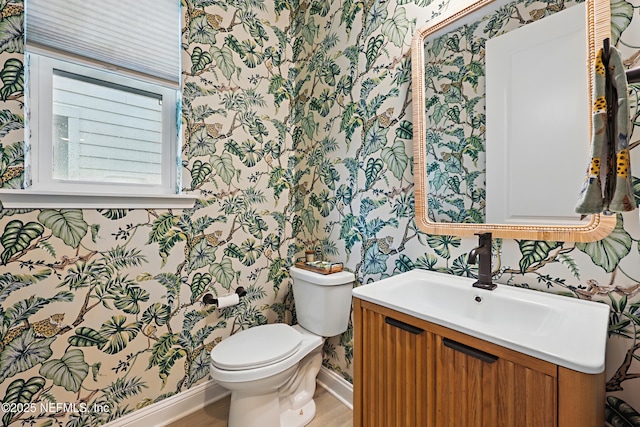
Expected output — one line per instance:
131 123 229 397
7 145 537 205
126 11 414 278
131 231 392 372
412 0 616 242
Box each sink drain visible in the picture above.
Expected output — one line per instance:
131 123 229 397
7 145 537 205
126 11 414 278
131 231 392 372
474 294 483 304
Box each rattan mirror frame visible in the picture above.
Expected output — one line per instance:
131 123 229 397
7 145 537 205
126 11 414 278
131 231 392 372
411 0 615 242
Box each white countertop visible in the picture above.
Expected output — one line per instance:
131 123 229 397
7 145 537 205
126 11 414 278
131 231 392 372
352 269 609 374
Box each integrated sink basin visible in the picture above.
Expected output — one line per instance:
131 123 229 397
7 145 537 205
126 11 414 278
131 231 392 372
352 269 609 374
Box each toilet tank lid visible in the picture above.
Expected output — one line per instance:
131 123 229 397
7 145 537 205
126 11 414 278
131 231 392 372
210 324 302 370
290 266 355 286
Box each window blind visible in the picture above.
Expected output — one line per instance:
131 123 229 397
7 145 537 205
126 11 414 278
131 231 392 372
26 0 180 85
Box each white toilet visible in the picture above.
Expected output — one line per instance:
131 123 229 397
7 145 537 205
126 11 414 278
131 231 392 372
209 266 355 427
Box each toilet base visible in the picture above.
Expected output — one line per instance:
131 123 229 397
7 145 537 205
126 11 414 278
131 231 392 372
228 389 281 427
281 399 316 427
211 326 325 427
226 386 318 427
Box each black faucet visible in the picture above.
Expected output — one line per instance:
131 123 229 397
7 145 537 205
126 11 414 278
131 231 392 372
468 232 497 291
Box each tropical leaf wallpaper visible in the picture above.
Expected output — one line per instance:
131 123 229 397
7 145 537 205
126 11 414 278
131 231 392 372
0 0 637 426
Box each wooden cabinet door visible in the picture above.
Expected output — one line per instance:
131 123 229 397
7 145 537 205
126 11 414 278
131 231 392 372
433 334 557 427
354 300 431 427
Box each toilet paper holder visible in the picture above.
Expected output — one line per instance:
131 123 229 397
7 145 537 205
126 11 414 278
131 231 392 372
202 287 247 306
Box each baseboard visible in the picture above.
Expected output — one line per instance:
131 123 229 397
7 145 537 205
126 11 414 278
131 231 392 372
104 368 351 426
316 366 354 410
104 379 230 427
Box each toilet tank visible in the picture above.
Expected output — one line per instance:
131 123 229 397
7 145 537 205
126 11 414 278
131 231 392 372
290 266 355 337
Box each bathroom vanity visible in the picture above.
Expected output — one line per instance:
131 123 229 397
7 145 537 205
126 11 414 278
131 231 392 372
352 270 608 427
365 0 614 421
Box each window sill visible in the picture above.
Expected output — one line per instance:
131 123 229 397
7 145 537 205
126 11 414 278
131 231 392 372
0 189 198 209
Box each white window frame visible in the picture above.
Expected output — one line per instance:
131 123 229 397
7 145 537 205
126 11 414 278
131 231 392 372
31 50 180 193
0 0 196 209
0 50 195 209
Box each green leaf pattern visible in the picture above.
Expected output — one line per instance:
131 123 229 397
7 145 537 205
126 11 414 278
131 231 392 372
0 220 44 265
0 330 55 384
577 217 632 273
37 210 88 249
1 377 45 426
0 58 23 101
39 349 89 393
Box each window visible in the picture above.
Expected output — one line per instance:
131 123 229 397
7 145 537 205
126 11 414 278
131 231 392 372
52 71 163 186
28 53 179 195
0 0 195 208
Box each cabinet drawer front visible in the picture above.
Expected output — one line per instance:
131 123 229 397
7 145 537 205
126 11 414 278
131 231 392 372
358 306 430 427
434 335 557 427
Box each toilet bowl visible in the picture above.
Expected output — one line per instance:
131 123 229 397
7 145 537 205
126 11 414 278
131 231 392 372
210 324 323 427
209 267 355 427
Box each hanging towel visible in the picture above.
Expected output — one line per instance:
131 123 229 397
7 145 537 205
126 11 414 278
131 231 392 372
608 46 636 212
575 49 607 214
575 46 637 214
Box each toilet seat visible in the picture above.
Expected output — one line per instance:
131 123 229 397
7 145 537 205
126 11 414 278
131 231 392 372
211 323 302 370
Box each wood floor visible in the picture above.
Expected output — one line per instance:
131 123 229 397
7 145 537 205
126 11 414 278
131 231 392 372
165 385 353 427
